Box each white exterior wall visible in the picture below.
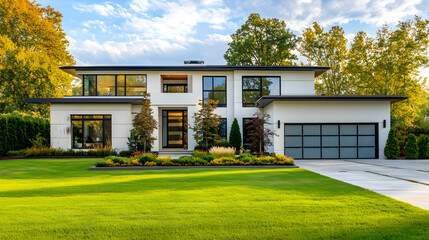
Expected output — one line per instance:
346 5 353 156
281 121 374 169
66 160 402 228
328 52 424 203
265 101 391 159
50 103 133 151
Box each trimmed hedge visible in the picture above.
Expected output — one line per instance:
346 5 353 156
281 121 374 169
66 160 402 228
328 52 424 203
417 135 429 159
7 148 117 157
384 129 400 159
0 114 49 156
404 133 419 159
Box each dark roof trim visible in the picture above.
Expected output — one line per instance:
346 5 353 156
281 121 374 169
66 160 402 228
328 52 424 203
25 97 143 104
60 65 330 77
255 95 407 108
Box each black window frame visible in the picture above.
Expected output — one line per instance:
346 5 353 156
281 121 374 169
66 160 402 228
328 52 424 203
71 114 112 149
242 118 254 146
242 76 281 107
218 118 227 140
81 74 147 96
284 123 379 159
163 84 188 93
202 76 227 107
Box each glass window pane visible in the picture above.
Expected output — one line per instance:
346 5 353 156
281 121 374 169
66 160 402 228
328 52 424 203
126 75 147 96
322 148 339 159
285 148 302 159
322 125 338 135
97 75 116 96
213 92 226 105
303 136 320 147
83 120 103 149
117 75 125 96
218 119 227 138
71 76 83 96
340 136 357 146
243 91 261 106
203 91 213 102
358 124 375 135
358 136 375 146
213 77 226 90
72 120 83 149
285 125 302 135
340 148 357 158
303 148 321 159
164 85 187 93
203 77 212 90
322 136 339 147
84 75 96 96
104 119 112 148
303 125 320 135
263 77 280 95
285 136 302 147
358 147 375 159
243 77 260 90
340 125 357 135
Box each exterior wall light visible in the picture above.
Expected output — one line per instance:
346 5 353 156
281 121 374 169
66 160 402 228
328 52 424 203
278 120 280 129
383 120 386 128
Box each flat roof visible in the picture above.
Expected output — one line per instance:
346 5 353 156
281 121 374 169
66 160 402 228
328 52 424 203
60 65 330 77
255 95 407 108
25 97 143 104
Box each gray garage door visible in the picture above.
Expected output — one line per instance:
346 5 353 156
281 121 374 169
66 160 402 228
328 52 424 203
284 123 378 159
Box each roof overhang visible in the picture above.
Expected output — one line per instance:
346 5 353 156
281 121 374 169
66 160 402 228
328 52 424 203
255 95 407 108
60 65 330 77
25 97 143 104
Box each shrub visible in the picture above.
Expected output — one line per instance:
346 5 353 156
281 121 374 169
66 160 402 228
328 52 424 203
259 156 275 165
404 133 419 159
229 118 242 150
275 154 294 165
135 154 156 164
6 148 117 157
213 140 233 148
210 157 238 165
144 161 157 166
417 135 429 159
119 150 133 157
202 154 215 162
193 150 206 158
104 156 132 166
384 129 400 159
209 146 236 159
95 160 111 167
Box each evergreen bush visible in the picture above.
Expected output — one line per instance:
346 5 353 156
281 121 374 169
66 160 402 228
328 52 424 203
229 118 242 150
417 135 429 159
384 129 400 159
404 133 419 159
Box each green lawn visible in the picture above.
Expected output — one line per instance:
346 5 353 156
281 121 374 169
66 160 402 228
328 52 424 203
0 159 428 239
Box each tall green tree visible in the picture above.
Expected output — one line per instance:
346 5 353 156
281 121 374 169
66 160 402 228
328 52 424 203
299 23 349 95
189 99 221 151
130 93 158 154
229 118 242 151
0 0 75 116
224 13 298 66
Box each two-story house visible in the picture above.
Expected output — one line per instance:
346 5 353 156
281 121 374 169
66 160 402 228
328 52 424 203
26 62 406 159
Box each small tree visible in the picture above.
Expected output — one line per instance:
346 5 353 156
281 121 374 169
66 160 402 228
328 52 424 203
404 133 418 159
417 135 429 159
229 118 242 151
384 128 400 159
189 99 221 151
246 111 278 155
130 93 158 154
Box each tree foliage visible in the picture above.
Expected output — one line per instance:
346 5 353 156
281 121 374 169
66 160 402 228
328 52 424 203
404 133 419 159
384 128 400 159
189 99 221 151
417 135 429 159
130 93 158 154
299 23 349 94
229 118 242 150
246 111 277 154
224 13 298 66
0 0 75 116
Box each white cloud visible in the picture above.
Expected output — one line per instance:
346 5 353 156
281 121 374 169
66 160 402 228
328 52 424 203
74 3 116 17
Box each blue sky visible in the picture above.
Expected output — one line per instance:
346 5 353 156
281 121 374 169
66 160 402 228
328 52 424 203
36 0 429 66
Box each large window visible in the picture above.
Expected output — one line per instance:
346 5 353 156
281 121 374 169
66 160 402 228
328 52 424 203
82 75 147 96
203 76 226 107
218 118 227 140
163 84 188 93
242 118 253 146
242 76 280 107
71 115 112 149
284 123 378 159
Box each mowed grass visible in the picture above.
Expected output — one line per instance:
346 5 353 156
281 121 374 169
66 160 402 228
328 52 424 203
0 159 428 239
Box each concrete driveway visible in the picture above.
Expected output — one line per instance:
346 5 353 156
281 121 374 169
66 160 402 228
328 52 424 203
295 159 429 210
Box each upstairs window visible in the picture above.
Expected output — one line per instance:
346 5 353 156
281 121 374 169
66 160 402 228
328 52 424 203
203 76 226 107
163 84 188 93
82 75 147 96
242 76 280 107
161 75 188 93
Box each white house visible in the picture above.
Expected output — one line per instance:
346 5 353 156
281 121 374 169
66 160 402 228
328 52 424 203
26 62 406 159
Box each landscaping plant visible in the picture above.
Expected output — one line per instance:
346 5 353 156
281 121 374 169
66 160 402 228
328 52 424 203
384 128 400 159
209 146 236 159
189 99 221 151
246 111 278 155
404 133 419 159
417 135 429 159
229 118 242 151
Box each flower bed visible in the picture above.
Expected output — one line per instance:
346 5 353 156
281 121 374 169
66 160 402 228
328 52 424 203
95 151 295 167
7 147 117 158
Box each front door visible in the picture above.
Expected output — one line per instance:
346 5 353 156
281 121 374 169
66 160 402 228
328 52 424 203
162 110 187 148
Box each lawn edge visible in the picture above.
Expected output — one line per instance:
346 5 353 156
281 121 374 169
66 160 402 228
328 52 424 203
91 165 300 170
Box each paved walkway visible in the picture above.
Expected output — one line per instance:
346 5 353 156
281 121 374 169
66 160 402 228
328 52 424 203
295 159 429 210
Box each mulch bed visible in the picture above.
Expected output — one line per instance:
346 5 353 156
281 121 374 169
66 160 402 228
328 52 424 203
91 165 299 170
